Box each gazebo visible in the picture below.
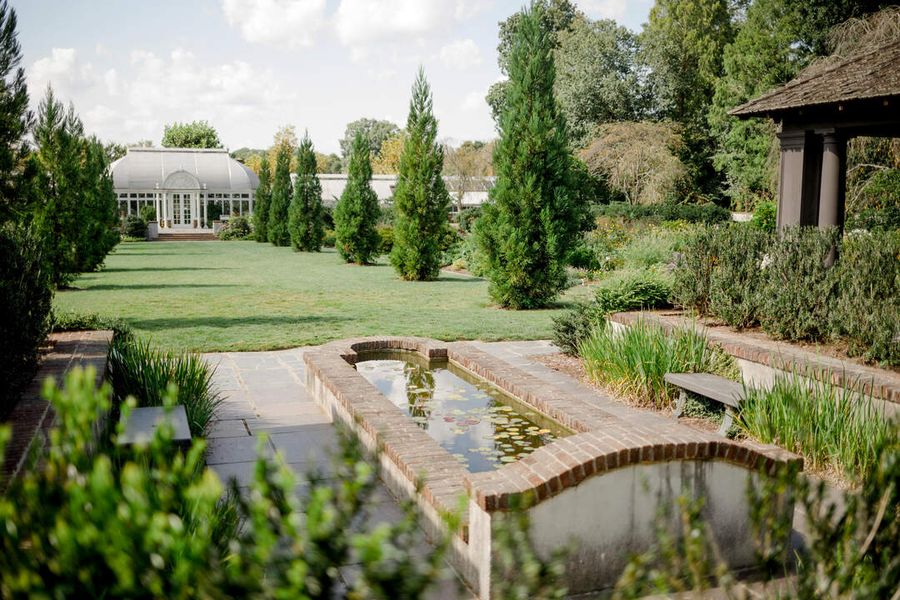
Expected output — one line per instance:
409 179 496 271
110 147 259 230
731 38 900 230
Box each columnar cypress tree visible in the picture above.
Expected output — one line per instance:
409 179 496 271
475 2 584 309
32 88 82 287
0 0 32 225
253 157 271 242
334 132 380 264
75 137 118 272
267 142 292 246
390 68 450 281
288 133 325 251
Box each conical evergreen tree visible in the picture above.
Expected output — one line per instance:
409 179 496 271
390 68 450 281
252 156 271 242
75 136 118 272
267 141 292 246
288 133 325 252
475 2 585 309
334 131 380 264
0 0 32 225
32 87 82 287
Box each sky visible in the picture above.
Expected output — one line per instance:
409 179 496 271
14 0 653 154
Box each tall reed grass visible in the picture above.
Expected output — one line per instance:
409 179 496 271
579 319 736 408
107 333 221 437
738 375 898 483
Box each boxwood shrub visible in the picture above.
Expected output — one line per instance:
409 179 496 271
594 201 730 225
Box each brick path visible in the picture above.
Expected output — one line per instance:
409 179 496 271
1 330 111 485
202 348 471 599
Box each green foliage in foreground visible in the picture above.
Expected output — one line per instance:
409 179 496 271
107 332 222 437
580 319 736 407
334 131 380 264
0 368 457 598
738 375 897 484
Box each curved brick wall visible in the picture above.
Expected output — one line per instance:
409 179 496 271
304 336 801 597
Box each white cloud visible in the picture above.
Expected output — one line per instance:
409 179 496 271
461 89 485 112
577 0 654 29
29 48 97 97
28 46 294 144
439 38 482 70
334 0 485 47
221 0 326 48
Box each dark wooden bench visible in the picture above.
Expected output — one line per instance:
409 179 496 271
118 405 192 450
664 373 745 436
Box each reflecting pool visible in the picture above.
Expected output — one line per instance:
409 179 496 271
355 351 570 473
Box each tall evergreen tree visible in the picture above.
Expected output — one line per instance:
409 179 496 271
32 87 82 286
253 156 271 242
476 2 585 309
334 132 380 264
390 68 450 281
0 0 32 225
75 137 118 272
288 133 325 252
267 141 292 246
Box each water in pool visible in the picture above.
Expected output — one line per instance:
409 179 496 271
354 351 570 473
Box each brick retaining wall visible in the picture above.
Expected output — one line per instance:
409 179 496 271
1 330 111 487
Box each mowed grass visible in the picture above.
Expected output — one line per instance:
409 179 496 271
54 241 592 352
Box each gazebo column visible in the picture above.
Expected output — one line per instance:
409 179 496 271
776 128 822 229
202 195 208 228
818 131 847 231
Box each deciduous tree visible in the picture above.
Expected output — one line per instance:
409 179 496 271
161 120 221 149
334 132 380 264
554 17 645 145
390 68 450 281
339 118 399 161
371 132 405 174
288 133 325 252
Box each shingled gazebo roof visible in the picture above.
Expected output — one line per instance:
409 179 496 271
731 38 900 118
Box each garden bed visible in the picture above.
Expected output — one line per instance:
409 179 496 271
609 310 900 410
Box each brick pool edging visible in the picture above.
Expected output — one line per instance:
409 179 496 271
304 336 801 515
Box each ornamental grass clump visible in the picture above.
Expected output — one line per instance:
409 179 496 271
579 319 735 407
107 332 221 437
737 374 898 483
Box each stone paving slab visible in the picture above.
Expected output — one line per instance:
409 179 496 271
202 346 472 597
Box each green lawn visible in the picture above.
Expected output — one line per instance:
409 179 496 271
54 241 591 352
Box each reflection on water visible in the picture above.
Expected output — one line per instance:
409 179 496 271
354 351 570 473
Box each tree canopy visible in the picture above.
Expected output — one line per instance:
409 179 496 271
161 120 222 149
339 118 400 160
